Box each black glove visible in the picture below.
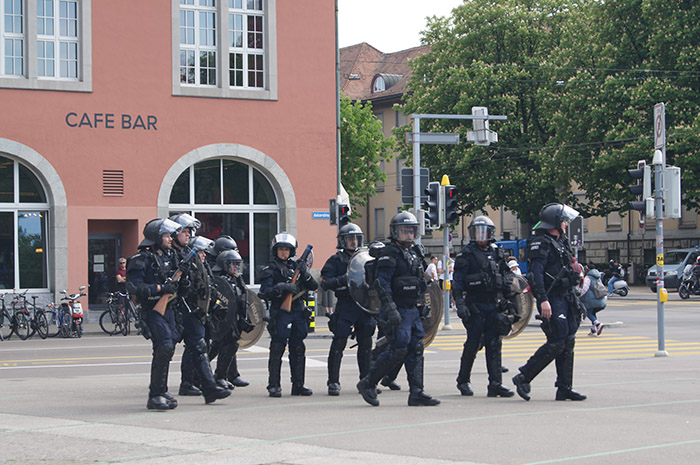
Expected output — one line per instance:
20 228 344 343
384 302 401 328
296 260 308 275
456 302 470 321
179 278 191 291
161 282 177 295
277 282 298 294
237 318 255 333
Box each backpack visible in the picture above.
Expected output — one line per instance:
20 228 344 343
591 277 607 299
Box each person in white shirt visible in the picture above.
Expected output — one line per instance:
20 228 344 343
425 256 439 282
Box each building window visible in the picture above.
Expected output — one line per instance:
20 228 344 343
168 158 278 285
0 155 49 289
172 0 277 100
374 207 385 241
376 159 385 192
0 0 91 91
372 75 385 93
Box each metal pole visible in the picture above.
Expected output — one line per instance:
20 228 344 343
412 116 421 243
334 0 341 197
654 147 668 356
443 227 452 329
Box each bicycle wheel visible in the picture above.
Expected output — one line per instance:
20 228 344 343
0 311 13 340
35 312 49 339
99 310 118 335
60 309 72 338
119 308 128 336
14 313 31 340
44 311 61 338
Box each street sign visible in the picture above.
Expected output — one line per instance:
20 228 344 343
406 133 460 144
401 167 429 204
568 216 584 248
654 103 665 149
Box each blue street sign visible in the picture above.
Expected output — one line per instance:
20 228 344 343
312 211 330 219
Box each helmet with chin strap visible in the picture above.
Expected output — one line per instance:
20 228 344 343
389 211 420 247
139 218 182 248
535 203 580 234
468 215 496 243
271 232 297 258
337 223 364 251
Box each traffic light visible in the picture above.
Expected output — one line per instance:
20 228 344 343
329 198 337 225
628 160 651 227
337 203 350 227
443 185 458 224
424 182 443 227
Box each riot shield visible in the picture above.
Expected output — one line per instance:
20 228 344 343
503 274 534 339
239 291 266 349
209 275 239 341
421 280 444 347
346 248 381 314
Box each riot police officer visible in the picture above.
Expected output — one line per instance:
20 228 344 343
259 233 318 397
126 218 182 410
356 212 440 407
210 247 252 389
452 216 514 398
512 203 587 401
169 213 230 404
321 223 375 396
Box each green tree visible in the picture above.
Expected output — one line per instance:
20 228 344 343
340 94 395 211
400 0 572 226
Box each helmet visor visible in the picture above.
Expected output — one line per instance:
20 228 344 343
226 260 244 276
396 225 419 242
560 205 580 224
159 218 183 236
342 233 363 250
470 224 495 242
189 236 214 253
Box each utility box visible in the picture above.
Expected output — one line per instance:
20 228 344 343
664 166 681 219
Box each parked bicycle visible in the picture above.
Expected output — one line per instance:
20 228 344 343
10 290 33 340
0 294 16 341
42 301 65 338
60 286 87 338
99 291 142 336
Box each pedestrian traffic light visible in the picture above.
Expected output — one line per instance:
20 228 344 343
424 182 443 227
337 203 350 227
443 185 458 224
329 198 337 225
628 160 651 226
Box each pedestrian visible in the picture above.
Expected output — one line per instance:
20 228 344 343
425 256 439 282
126 218 183 410
507 256 522 276
512 203 587 402
321 223 375 396
356 212 440 407
579 264 606 337
452 215 515 398
607 259 622 296
259 233 318 397
169 214 230 404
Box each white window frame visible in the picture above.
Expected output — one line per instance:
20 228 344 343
168 159 279 286
179 0 217 86
0 158 51 291
0 0 91 91
172 0 277 100
1 0 24 76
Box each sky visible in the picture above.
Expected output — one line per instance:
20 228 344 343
337 0 464 53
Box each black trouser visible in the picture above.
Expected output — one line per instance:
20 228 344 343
457 301 504 386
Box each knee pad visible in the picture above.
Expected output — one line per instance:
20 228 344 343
547 341 565 358
413 341 424 358
154 345 174 361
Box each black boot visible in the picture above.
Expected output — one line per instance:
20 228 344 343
381 377 402 391
512 373 531 401
193 339 231 404
227 341 249 387
357 348 408 406
556 387 587 401
290 343 312 396
147 346 175 410
356 335 373 380
554 337 585 401
485 338 513 398
267 341 285 397
406 343 440 407
327 338 345 396
179 347 202 396
456 338 478 394
214 339 236 389
457 382 474 396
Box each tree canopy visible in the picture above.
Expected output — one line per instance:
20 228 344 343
398 0 700 226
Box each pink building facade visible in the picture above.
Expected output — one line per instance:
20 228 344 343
0 0 337 311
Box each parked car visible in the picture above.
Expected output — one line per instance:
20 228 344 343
646 248 700 291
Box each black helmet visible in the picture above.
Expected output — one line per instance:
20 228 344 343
140 218 182 248
209 235 239 257
535 203 580 233
337 223 364 251
169 213 201 234
271 232 297 257
189 236 215 253
214 249 244 275
389 211 420 247
468 215 496 243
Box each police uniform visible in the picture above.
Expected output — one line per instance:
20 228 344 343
512 203 587 402
452 241 514 397
259 235 318 397
126 219 182 410
356 211 439 407
321 246 375 396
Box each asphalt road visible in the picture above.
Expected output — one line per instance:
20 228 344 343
1 287 699 465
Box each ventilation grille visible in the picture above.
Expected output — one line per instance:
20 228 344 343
103 170 124 196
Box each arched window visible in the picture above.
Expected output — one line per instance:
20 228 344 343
0 155 50 290
168 158 278 285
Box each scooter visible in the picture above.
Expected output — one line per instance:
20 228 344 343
678 265 700 299
60 286 87 338
602 272 629 297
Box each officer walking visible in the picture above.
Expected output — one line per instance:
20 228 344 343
169 214 230 404
210 246 252 388
126 218 183 410
321 223 375 396
356 212 440 407
259 233 318 397
512 203 587 401
452 216 515 398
